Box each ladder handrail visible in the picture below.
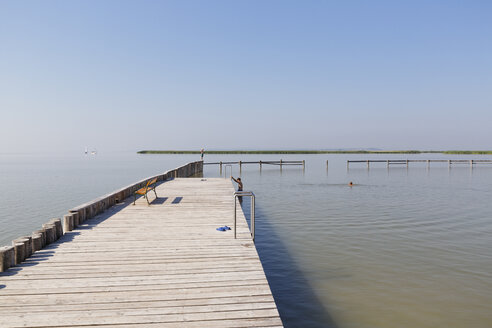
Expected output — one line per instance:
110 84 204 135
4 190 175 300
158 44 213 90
233 191 256 242
224 164 233 178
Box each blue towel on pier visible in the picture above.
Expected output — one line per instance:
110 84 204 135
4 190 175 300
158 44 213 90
216 226 231 231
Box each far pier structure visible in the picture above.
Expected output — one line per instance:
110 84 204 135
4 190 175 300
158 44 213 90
347 159 492 169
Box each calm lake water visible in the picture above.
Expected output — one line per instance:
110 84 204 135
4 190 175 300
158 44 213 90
1 152 492 328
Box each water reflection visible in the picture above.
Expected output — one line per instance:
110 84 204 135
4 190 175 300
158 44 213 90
242 200 338 328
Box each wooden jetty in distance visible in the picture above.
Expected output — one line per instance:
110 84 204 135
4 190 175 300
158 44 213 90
204 160 305 175
347 159 492 169
0 161 283 327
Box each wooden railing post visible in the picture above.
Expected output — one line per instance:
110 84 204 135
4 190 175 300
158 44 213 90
49 218 63 240
12 242 25 265
0 246 15 272
31 233 43 253
63 214 74 233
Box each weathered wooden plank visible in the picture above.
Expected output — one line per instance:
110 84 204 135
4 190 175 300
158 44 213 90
0 301 277 318
1 318 283 328
0 284 273 303
0 295 276 313
0 278 269 295
0 274 268 291
1 265 262 281
0 309 281 327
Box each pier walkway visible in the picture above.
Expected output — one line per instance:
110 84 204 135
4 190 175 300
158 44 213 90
0 178 282 327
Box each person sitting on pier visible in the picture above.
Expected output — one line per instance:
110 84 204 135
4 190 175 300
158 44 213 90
231 177 243 191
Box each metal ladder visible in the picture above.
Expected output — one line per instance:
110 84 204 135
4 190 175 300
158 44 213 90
224 164 233 178
233 191 256 242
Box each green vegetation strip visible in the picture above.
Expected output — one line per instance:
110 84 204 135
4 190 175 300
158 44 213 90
443 151 492 155
138 150 492 155
138 150 425 154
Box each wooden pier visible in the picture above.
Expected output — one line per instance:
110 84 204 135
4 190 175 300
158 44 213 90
204 160 305 175
0 172 282 326
347 159 492 169
205 160 304 166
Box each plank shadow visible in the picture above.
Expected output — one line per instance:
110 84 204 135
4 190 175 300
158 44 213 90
171 197 183 204
150 197 168 205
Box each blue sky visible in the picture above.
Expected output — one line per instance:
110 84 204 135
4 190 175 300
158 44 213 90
1 0 491 152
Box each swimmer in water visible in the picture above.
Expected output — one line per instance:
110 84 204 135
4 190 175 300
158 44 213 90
349 181 353 186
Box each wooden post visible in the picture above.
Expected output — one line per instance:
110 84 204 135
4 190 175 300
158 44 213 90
97 200 103 215
448 160 451 168
0 246 15 272
24 236 33 257
12 238 28 262
239 161 242 174
43 224 56 244
33 229 46 248
12 242 25 265
63 214 74 233
427 159 430 169
347 160 349 169
73 212 80 227
367 160 369 169
82 207 87 221
31 233 43 253
219 161 222 175
280 159 283 170
73 208 83 223
13 237 32 259
406 159 409 168
259 160 262 171
49 218 63 239
303 160 306 171
118 191 124 203
470 160 473 168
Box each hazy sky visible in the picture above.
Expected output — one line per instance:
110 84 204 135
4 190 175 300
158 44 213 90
1 0 491 153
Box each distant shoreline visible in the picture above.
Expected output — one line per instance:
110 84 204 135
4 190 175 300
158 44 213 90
137 150 492 155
